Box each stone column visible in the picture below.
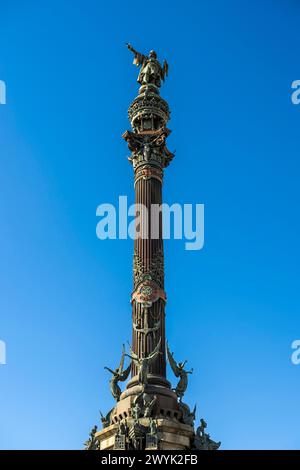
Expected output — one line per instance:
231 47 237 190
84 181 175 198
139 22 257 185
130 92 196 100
123 87 174 386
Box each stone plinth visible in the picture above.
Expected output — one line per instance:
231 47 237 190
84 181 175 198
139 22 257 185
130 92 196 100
96 418 194 451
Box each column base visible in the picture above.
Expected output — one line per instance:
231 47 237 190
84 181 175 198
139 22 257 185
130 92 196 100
96 418 194 451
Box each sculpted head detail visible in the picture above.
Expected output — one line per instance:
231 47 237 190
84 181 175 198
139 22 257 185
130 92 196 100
149 50 157 59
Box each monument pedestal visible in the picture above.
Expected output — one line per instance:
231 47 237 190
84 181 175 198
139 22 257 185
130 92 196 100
96 418 194 451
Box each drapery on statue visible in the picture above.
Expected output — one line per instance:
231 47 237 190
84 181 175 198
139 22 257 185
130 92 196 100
126 43 168 88
104 344 131 401
167 342 193 400
125 338 162 386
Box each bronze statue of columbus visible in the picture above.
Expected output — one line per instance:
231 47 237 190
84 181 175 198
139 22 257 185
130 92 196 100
126 43 168 88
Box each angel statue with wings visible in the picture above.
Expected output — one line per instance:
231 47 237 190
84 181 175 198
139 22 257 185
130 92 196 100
126 43 168 88
167 342 193 400
104 344 131 401
125 338 162 386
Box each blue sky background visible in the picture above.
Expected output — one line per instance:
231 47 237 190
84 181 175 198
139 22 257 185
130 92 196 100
0 0 300 450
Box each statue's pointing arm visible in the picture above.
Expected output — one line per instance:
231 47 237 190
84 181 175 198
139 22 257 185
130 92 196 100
126 43 146 67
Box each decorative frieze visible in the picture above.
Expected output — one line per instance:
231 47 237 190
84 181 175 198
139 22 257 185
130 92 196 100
133 248 164 289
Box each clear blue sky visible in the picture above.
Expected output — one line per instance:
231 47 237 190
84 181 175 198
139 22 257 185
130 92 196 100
0 0 299 450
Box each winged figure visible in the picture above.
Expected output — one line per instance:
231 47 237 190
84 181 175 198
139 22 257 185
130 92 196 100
179 401 196 426
99 408 113 428
125 338 162 386
166 341 193 400
104 344 131 401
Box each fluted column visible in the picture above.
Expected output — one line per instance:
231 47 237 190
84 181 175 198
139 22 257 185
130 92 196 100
123 89 174 386
131 171 166 377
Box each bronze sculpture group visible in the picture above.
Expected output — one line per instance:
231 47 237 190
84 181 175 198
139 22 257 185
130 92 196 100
104 338 193 401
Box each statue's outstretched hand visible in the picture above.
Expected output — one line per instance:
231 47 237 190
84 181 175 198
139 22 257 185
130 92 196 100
126 43 134 53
